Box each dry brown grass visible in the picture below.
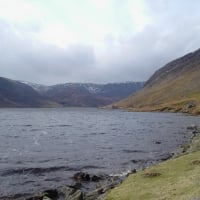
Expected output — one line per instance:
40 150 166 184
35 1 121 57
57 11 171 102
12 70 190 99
116 66 200 115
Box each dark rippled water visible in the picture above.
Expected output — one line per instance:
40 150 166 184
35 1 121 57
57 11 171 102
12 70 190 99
0 108 199 198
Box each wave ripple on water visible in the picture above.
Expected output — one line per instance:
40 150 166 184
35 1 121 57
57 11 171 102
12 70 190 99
0 108 199 198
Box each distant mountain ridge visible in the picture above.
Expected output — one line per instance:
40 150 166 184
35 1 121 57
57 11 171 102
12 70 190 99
0 77 144 107
31 81 144 107
115 48 200 114
0 77 57 107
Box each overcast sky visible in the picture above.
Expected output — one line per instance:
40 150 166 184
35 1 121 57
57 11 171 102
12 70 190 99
1 0 200 85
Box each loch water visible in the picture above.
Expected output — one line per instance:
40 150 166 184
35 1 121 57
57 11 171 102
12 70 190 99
0 108 200 198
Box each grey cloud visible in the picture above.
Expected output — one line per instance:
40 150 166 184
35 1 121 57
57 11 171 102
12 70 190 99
1 0 200 85
0 20 95 84
93 0 200 82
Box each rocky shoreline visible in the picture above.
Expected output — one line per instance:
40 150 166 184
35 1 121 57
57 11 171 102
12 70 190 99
2 125 198 200
2 172 125 200
172 124 200 157
105 124 200 200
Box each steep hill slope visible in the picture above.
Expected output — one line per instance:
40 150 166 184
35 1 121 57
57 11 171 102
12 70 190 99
116 49 200 114
0 77 57 107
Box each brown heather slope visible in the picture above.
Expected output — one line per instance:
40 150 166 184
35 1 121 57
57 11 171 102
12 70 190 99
115 49 200 114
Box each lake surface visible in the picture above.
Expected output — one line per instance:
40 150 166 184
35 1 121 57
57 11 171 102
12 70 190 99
0 108 199 198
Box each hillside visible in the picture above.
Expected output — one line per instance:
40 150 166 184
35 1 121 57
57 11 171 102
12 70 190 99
0 77 58 107
115 49 200 114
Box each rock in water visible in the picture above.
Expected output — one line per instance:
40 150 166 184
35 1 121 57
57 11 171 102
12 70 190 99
91 175 103 182
73 172 90 182
43 190 58 199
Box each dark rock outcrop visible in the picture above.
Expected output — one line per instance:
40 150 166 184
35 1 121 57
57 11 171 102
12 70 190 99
73 172 91 182
73 172 104 183
25 175 122 200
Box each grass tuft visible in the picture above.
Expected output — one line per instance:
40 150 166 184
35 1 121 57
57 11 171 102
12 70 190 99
143 172 162 178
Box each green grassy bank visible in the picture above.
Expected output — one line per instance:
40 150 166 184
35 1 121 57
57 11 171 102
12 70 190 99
105 131 200 200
